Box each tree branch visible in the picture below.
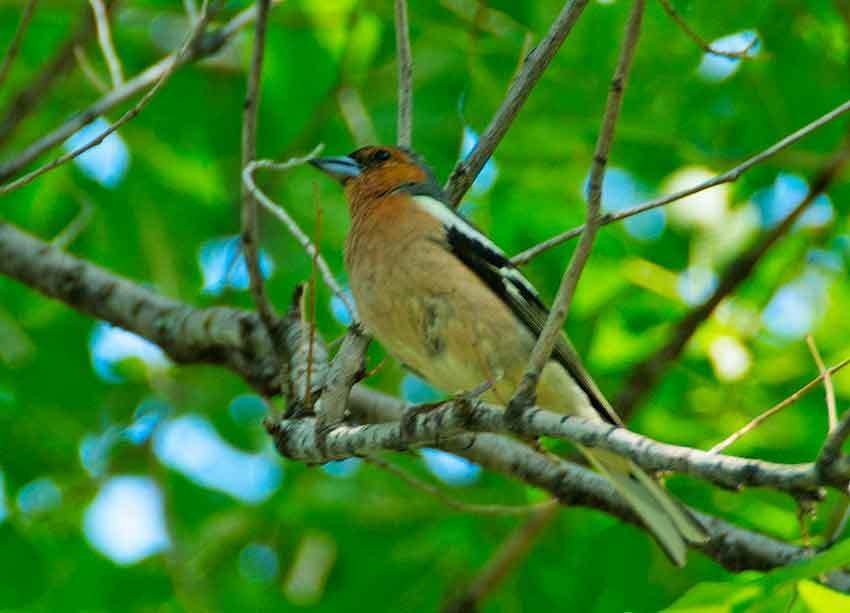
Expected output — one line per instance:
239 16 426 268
658 0 757 59
807 336 838 433
508 0 644 416
616 145 850 418
443 0 590 207
511 95 850 266
89 0 124 87
6 217 850 581
0 2 216 195
0 0 39 91
393 0 413 148
0 1 263 184
241 145 355 317
707 358 850 455
240 0 277 333
0 0 115 147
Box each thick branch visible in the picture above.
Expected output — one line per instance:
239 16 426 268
443 0 590 206
266 412 848 581
5 218 850 581
0 221 279 393
616 146 850 417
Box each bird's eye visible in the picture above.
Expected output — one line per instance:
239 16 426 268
371 149 391 163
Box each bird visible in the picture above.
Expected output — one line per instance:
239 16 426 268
310 144 708 566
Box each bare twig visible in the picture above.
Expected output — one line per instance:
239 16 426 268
366 454 557 517
807 336 838 432
242 145 355 317
52 194 95 250
0 1 264 184
89 0 124 87
616 147 850 418
443 0 591 206
511 96 850 266
73 45 109 93
707 358 850 455
0 2 217 195
658 0 757 59
393 0 413 148
0 1 115 147
0 0 39 91
442 503 559 612
508 0 644 416
240 0 277 333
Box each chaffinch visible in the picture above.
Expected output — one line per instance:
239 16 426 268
311 145 707 566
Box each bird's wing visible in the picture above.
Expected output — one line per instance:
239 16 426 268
409 192 622 426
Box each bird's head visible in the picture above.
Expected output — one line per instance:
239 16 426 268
310 145 440 210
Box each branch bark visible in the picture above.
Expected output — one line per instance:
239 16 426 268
443 0 590 206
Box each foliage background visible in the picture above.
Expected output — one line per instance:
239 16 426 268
2 0 850 610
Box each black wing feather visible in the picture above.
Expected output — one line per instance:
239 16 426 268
443 220 621 426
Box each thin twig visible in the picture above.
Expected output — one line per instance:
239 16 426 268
443 0 591 206
0 0 39 91
393 0 413 148
365 455 558 517
807 336 838 433
89 0 124 87
52 194 95 250
707 358 850 455
0 2 216 195
0 1 266 183
73 45 109 93
240 0 277 333
242 146 356 317
0 1 115 147
184 0 199 24
442 503 560 613
617 146 850 418
508 0 644 414
658 0 757 59
305 189 321 410
511 95 850 266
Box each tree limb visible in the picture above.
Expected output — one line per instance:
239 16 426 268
393 0 413 148
0 0 39 91
443 0 590 207
511 95 850 266
616 145 850 418
240 0 277 333
0 1 263 184
658 0 757 60
508 0 644 416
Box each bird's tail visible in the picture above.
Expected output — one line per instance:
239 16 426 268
580 446 709 567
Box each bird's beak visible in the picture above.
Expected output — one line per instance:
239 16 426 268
309 156 362 183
